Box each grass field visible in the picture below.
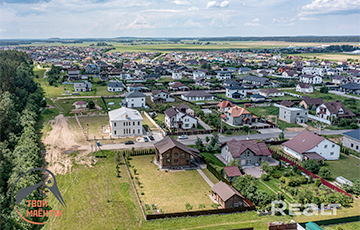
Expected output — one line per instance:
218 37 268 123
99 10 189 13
322 221 360 229
154 113 165 123
78 116 109 139
141 114 157 129
292 52 360 61
104 97 124 111
25 41 357 52
128 155 215 213
54 98 103 116
323 153 360 182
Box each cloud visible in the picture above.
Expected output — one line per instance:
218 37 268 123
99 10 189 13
0 29 7 33
253 18 260 22
206 1 229 9
188 6 199 11
173 0 190 5
300 0 360 15
299 17 317 21
244 22 260 26
183 19 201 28
272 17 295 26
209 14 235 27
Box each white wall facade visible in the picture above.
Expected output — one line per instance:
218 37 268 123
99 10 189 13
125 97 146 108
110 119 143 137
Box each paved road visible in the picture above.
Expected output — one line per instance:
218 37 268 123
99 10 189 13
329 91 360 100
100 129 351 150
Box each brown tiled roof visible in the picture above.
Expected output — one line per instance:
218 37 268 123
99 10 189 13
280 100 294 107
298 83 312 89
222 139 271 157
152 89 169 95
283 130 325 154
211 181 244 202
74 100 87 105
259 88 283 94
303 152 326 161
154 136 201 157
224 166 242 177
182 90 213 97
323 100 355 117
217 100 235 108
302 97 323 107
170 82 187 88
226 106 251 118
164 107 178 118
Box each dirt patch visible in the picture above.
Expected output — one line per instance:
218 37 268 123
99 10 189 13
284 127 306 132
43 114 94 175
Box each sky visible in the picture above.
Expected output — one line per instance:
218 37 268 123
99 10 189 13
0 0 359 39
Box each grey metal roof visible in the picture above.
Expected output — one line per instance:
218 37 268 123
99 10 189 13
343 129 360 141
107 82 123 87
125 90 146 98
340 83 360 90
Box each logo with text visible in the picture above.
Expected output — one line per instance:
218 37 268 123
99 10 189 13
271 200 340 216
11 168 66 225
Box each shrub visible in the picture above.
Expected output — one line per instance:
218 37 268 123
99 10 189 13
288 178 300 187
261 174 270 181
315 178 322 187
302 159 320 174
198 204 206 209
272 172 282 179
299 177 308 184
144 204 150 210
225 130 232 135
211 203 221 209
151 204 157 210
185 203 193 211
280 176 287 184
318 167 331 180
141 192 145 195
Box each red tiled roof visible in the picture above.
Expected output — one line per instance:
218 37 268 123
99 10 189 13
224 166 242 177
282 130 324 154
222 139 271 157
217 100 235 108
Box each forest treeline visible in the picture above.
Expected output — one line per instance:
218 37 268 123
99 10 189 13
0 50 49 229
197 36 360 43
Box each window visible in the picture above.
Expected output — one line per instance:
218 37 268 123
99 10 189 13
297 113 300 115
166 153 170 158
166 159 170 163
185 124 189 128
330 152 334 155
138 121 140 125
174 153 178 157
181 153 185 158
142 98 144 101
138 129 140 134
133 130 135 134
133 122 135 126
174 159 178 163
124 122 126 126
351 143 354 147
324 145 327 148
114 122 116 127
357 146 359 150
114 130 116 135
247 152 250 157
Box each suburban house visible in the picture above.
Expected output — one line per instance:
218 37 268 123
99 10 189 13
282 70 298 78
193 70 206 80
74 82 92 92
154 136 202 169
305 60 318 66
150 90 175 103
68 68 80 80
316 100 355 121
223 79 239 87
169 82 190 91
278 105 308 124
238 67 250 74
181 91 214 101
126 83 148 92
296 83 314 93
302 67 325 76
299 97 324 110
332 75 348 85
258 88 284 97
85 64 100 74
73 100 87 109
250 94 266 102
217 100 235 113
220 139 271 166
223 166 242 183
164 105 198 130
339 83 360 95
99 71 109 81
280 100 294 108
108 107 143 138
342 129 360 153
216 71 232 80
224 106 258 126
242 75 272 87
299 75 322 84
225 84 248 99
107 82 123 92
283 130 340 161
172 70 182 80
123 91 146 108
211 181 248 209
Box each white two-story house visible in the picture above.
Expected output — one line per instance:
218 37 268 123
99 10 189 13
216 71 232 80
296 83 313 93
164 105 198 130
283 130 340 161
225 84 247 99
150 90 175 103
124 91 146 108
109 107 143 137
299 75 322 84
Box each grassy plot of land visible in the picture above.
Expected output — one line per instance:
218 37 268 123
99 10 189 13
78 116 110 139
154 113 165 123
322 221 360 230
292 52 360 61
129 155 214 213
141 114 157 129
323 153 360 182
44 152 143 230
54 98 103 116
103 97 124 111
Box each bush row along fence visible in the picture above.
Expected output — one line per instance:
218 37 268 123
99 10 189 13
271 151 352 197
122 148 156 156
100 96 109 113
122 154 147 220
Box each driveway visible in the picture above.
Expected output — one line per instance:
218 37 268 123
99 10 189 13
198 118 213 130
243 166 266 178
258 128 282 134
329 90 360 100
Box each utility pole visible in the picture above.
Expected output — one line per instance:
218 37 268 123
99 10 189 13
91 145 94 162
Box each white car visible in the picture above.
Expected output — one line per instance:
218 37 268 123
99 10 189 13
178 135 188 139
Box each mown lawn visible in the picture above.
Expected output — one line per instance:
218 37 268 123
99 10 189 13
322 221 360 230
78 116 110 139
323 153 360 182
128 155 215 213
104 97 124 111
141 114 157 129
44 152 143 230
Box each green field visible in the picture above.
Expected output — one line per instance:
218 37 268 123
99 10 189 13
54 98 104 116
128 155 215 213
322 221 360 230
323 153 360 182
292 52 360 61
141 114 157 129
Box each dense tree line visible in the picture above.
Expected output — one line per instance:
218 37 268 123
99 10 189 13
198 36 360 43
0 50 48 229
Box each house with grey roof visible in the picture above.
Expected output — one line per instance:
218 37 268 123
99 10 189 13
123 91 146 108
316 100 355 121
225 84 248 99
181 91 214 101
220 139 271 166
107 82 123 92
242 75 272 87
74 81 92 92
164 105 198 130
299 97 323 110
283 130 339 161
339 83 360 95
342 129 360 153
151 90 175 103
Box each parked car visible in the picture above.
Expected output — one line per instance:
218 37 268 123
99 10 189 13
149 135 155 141
178 135 188 139
125 141 134 145
144 137 149 142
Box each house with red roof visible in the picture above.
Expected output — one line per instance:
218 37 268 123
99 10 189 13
225 106 258 126
217 100 235 113
73 100 87 109
282 130 340 161
220 139 271 166
223 166 242 182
